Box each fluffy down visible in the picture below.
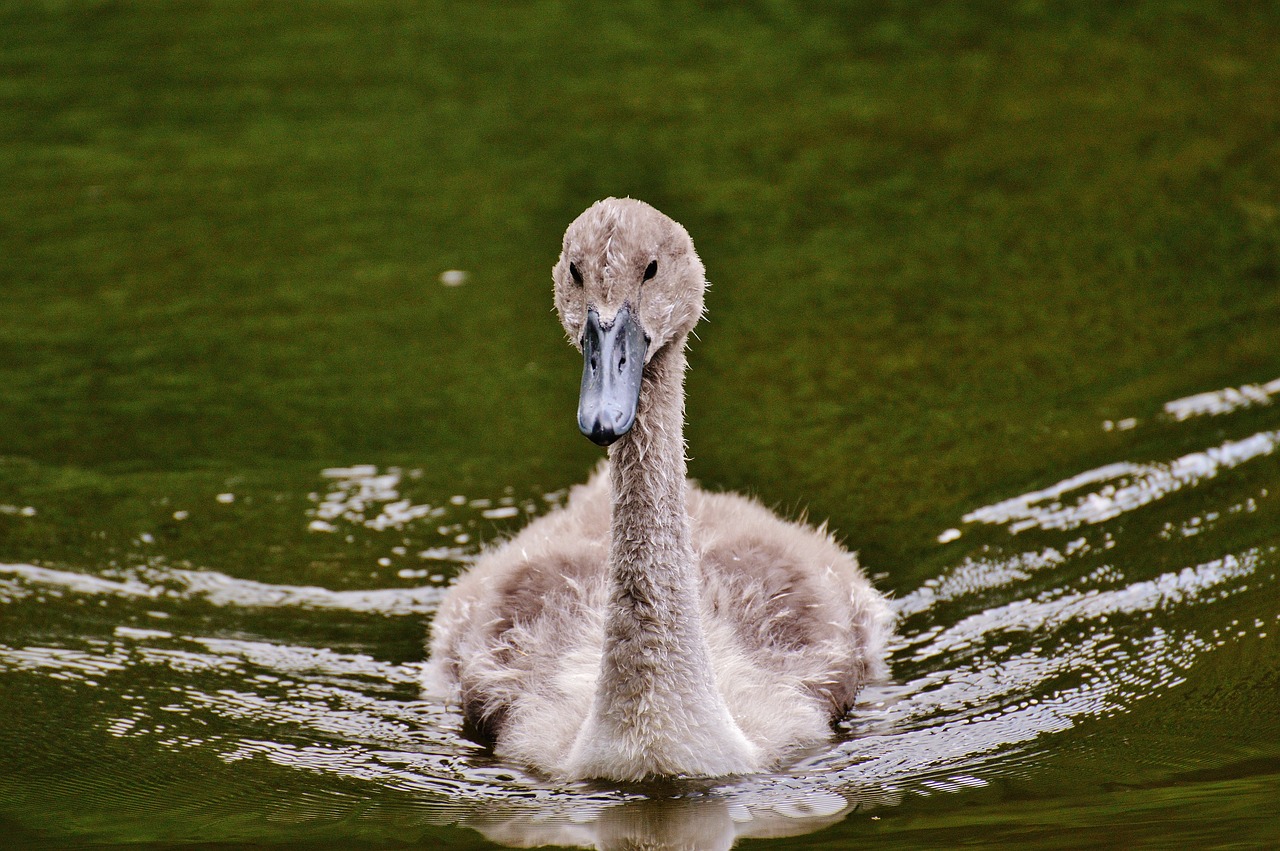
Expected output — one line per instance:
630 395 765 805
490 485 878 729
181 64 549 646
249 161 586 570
425 465 892 777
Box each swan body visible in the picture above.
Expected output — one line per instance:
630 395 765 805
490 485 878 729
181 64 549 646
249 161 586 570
426 198 892 781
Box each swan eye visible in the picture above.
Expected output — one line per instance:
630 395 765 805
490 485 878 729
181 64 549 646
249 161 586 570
569 262 583 286
643 260 657 281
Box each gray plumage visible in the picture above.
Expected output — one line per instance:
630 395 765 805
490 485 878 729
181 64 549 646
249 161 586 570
425 198 892 781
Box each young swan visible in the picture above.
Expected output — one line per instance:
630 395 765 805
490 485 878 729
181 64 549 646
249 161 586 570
426 198 892 781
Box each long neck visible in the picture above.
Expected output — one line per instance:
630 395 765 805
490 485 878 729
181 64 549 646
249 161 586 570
570 338 759 779
596 339 722 731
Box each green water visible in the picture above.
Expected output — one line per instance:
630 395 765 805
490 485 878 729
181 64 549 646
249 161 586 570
2 1 1279 847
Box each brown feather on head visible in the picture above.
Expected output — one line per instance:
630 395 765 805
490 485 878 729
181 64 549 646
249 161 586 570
553 197 706 361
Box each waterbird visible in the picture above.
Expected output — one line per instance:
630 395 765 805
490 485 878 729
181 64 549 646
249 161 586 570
426 198 892 780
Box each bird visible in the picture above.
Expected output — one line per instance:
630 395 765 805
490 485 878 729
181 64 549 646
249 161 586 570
425 197 892 782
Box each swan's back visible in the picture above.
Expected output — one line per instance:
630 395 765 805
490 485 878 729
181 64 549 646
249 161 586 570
426 466 892 775
690 486 891 711
425 471 611 762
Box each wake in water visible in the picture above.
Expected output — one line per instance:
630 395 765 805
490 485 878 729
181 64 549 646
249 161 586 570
1 378 1277 848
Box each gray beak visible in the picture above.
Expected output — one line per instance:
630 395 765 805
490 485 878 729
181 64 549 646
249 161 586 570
578 304 648 446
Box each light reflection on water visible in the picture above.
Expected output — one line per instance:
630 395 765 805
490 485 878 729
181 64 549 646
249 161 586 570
0 380 1278 848
961 430 1276 534
1162 377 1280 422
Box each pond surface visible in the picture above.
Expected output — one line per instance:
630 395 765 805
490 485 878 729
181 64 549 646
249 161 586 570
3 377 1279 848
3 2 1279 848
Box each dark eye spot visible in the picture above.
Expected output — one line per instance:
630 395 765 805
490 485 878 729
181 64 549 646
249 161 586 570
569 262 583 286
643 260 657 281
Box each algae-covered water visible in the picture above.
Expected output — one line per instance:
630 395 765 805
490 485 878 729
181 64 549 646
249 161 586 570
3 2 1279 848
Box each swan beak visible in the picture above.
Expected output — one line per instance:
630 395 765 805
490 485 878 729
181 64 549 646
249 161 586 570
578 304 648 446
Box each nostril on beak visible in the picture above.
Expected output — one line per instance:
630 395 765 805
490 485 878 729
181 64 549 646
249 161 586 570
577 303 646 447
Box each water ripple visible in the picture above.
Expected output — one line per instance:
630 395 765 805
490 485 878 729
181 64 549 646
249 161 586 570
1 378 1277 847
1163 377 1280 421
963 429 1278 533
0 562 443 616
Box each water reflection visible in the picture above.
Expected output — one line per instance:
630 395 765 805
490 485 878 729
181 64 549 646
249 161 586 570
0 377 1277 847
462 791 860 850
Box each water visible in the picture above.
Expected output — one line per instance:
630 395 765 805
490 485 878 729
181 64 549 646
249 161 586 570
4 1 1279 846
2 376 1277 848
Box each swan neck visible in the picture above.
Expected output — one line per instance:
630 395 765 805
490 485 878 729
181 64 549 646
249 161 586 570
573 340 759 778
607 340 693 613
590 342 737 752
609 340 690 553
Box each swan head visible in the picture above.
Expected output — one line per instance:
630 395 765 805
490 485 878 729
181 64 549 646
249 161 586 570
553 198 707 445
